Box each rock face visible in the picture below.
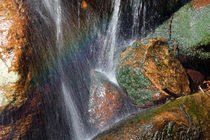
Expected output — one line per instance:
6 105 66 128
0 0 32 112
0 0 42 139
147 2 210 60
117 38 190 106
89 70 123 128
93 93 210 140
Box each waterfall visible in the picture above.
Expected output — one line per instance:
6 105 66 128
30 0 148 139
96 0 146 83
42 0 86 139
96 0 121 84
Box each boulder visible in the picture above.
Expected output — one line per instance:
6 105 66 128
89 70 123 128
93 93 210 140
147 2 210 60
117 38 190 106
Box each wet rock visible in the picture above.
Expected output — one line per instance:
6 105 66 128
88 70 123 128
147 2 210 60
0 0 32 111
93 93 210 140
117 38 190 106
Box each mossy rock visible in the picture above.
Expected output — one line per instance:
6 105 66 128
147 2 210 60
93 93 210 140
117 38 190 106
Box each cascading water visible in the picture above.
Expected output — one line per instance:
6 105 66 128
96 0 121 84
91 0 146 133
42 0 86 139
96 0 146 80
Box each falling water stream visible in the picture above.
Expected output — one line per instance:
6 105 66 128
42 0 86 139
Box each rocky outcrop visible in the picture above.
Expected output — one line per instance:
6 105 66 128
117 38 190 106
147 2 210 60
0 0 32 112
93 93 210 140
0 0 42 139
89 70 123 128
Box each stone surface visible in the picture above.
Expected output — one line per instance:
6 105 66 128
0 0 32 111
117 38 190 106
0 84 45 139
93 93 210 140
147 2 210 60
89 70 123 128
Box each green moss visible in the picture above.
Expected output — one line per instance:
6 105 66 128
147 3 210 60
117 65 154 106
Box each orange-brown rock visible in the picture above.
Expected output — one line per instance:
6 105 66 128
0 0 32 111
192 0 210 9
93 93 210 140
89 70 123 128
117 38 190 106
